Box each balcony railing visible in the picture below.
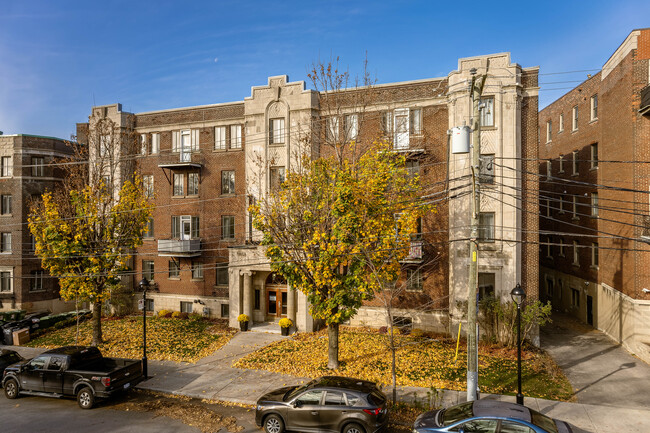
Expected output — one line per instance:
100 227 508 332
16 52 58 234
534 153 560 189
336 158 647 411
403 240 424 262
157 152 203 169
158 239 201 257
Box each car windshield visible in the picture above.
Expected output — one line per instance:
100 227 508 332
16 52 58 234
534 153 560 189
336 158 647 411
442 402 474 426
530 409 558 433
284 383 310 402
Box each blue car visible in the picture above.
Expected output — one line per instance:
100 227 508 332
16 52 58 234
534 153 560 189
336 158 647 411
413 400 572 433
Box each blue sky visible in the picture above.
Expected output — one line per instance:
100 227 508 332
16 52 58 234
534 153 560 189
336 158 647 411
1 0 648 140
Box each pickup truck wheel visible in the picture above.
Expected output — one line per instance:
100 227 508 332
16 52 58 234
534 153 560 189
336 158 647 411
3 379 19 399
77 387 95 409
263 414 284 433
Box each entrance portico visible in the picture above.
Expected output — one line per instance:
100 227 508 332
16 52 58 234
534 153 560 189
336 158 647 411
229 245 311 331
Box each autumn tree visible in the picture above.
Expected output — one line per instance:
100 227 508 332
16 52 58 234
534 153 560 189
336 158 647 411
29 118 152 345
252 141 423 369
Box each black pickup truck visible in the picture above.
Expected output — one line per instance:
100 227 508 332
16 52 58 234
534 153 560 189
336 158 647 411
2 346 143 409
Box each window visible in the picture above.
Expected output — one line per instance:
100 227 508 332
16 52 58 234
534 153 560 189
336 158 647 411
270 166 285 190
406 268 423 291
30 270 44 291
191 216 200 238
230 125 242 149
269 118 285 144
1 232 11 253
101 175 112 192
480 97 494 127
151 133 160 154
572 105 578 131
143 175 154 198
173 173 184 196
411 217 423 241
144 217 154 238
500 420 535 433
558 155 564 173
479 154 494 184
1 195 11 215
546 236 552 258
559 195 565 214
1 156 12 177
222 215 235 239
478 273 495 300
32 157 44 177
591 143 598 169
296 390 323 406
572 151 578 175
324 391 345 406
546 120 552 142
191 261 203 279
571 288 580 307
254 289 260 310
591 95 598 121
327 117 339 142
409 108 422 134
559 113 564 132
171 216 180 238
345 114 358 140
100 135 110 157
216 262 229 286
457 420 498 433
214 126 226 150
573 241 579 265
220 303 229 318
381 111 393 135
145 299 154 312
559 237 565 257
0 270 11 292
221 170 235 194
546 160 551 178
140 134 148 155
545 199 551 218
188 172 199 195
406 160 420 178
591 193 599 217
169 260 180 278
592 243 599 267
478 212 495 242
143 260 154 281
180 301 193 313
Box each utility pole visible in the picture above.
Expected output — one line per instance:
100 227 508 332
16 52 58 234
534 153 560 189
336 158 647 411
467 68 486 402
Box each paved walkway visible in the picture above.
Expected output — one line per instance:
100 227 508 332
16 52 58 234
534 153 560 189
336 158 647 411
541 312 650 409
4 321 650 432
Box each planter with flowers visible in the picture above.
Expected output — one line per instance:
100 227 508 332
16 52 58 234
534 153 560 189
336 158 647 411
279 318 293 336
237 314 250 331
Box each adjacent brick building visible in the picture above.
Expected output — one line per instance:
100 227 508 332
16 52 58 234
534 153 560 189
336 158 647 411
0 134 74 313
77 52 539 335
539 28 650 363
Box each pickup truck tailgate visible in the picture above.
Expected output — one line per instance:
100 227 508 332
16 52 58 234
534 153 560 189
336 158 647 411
109 359 143 389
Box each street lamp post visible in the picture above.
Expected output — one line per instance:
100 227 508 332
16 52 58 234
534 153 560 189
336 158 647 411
139 277 149 379
510 283 526 405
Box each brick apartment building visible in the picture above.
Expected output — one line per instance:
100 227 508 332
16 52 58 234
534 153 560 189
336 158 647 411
539 28 650 363
77 52 539 334
0 133 74 313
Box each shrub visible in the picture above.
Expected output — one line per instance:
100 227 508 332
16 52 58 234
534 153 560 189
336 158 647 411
157 309 169 318
378 326 388 334
279 318 293 328
178 312 189 320
237 314 249 322
171 311 181 319
410 328 425 338
189 313 203 322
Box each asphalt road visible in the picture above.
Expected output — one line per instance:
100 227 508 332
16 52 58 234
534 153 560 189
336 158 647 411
0 389 259 433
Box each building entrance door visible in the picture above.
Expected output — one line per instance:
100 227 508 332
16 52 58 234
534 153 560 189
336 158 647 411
266 289 287 318
587 295 594 326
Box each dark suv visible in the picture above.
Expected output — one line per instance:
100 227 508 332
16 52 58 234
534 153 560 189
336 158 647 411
255 376 388 433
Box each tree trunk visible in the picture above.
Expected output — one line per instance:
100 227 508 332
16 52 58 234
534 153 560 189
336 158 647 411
91 301 103 346
327 323 339 370
391 326 397 404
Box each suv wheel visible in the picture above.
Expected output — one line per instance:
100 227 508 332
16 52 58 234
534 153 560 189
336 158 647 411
343 423 365 433
3 379 19 399
264 414 285 433
77 387 95 409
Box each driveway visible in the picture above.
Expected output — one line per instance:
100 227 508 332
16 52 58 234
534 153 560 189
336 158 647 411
541 312 650 409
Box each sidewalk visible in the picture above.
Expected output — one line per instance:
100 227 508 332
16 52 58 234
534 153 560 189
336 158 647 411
4 329 650 433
